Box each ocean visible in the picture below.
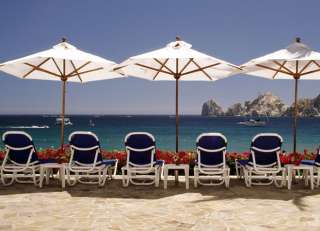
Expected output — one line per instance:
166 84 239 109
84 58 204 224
0 115 319 152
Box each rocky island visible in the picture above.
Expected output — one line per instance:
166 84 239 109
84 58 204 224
201 92 320 117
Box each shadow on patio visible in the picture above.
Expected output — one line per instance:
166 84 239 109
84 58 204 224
0 178 319 211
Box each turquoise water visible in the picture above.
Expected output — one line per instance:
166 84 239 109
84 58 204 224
0 115 319 152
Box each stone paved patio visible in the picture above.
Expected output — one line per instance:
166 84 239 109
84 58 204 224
0 179 320 230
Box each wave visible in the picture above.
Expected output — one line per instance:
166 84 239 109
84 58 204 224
0 125 50 129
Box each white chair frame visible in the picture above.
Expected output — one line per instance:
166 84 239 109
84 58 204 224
66 132 110 187
240 133 286 188
1 131 40 186
194 133 230 188
121 132 161 187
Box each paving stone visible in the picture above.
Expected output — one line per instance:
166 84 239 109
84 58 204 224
0 180 320 230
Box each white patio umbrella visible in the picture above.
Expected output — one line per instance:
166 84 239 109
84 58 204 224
0 38 123 147
115 37 240 152
241 38 320 153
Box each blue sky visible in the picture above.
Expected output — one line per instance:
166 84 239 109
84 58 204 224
1 0 320 114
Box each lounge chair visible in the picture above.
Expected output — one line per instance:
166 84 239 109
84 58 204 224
194 133 230 188
301 150 320 187
122 132 163 187
66 131 118 186
1 131 40 186
237 133 286 187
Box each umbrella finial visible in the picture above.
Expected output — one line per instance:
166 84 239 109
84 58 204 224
295 37 301 43
176 36 181 41
62 37 67 43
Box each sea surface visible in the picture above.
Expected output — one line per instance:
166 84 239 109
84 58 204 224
0 115 319 152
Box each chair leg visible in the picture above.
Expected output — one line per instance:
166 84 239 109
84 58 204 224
273 172 283 188
32 168 39 186
225 169 230 188
155 167 160 187
66 169 77 186
45 169 50 185
303 169 309 186
235 160 240 178
244 169 251 187
282 168 287 187
101 167 108 186
1 170 15 186
122 168 129 187
194 168 199 188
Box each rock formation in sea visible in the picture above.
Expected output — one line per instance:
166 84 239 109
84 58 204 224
225 103 244 116
201 99 224 116
242 92 287 117
202 92 320 117
283 94 320 117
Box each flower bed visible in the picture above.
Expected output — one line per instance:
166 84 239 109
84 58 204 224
0 147 318 174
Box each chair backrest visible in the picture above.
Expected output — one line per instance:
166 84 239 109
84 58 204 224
196 133 227 166
69 131 102 164
2 131 38 164
124 132 156 166
250 133 283 166
315 148 320 166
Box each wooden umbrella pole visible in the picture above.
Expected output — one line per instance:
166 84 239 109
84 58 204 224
175 77 179 153
293 77 299 153
60 56 67 149
175 56 180 154
60 79 66 148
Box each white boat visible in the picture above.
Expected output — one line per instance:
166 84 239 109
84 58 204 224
4 125 49 129
89 119 95 127
31 125 50 129
55 118 73 126
238 119 266 127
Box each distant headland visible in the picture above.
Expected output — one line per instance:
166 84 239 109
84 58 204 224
201 92 320 117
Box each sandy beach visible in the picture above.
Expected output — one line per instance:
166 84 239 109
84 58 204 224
0 178 319 231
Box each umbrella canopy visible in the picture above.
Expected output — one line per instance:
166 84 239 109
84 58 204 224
117 38 240 81
0 38 124 147
116 37 240 152
0 39 121 82
241 38 320 152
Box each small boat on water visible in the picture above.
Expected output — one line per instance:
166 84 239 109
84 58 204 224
3 125 49 129
89 119 95 127
238 119 266 127
55 118 73 126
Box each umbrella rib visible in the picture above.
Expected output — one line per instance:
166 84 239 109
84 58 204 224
300 68 320 76
153 58 175 74
153 58 169 80
312 60 320 68
69 60 83 83
255 64 292 76
113 65 126 71
273 61 294 74
272 61 287 79
227 63 242 70
67 61 91 77
300 61 320 76
24 62 61 78
51 58 63 76
135 63 173 75
299 60 313 75
23 58 51 78
191 60 213 80
178 58 193 75
181 62 220 79
69 67 104 76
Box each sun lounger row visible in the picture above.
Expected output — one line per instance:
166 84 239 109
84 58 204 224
1 131 319 189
